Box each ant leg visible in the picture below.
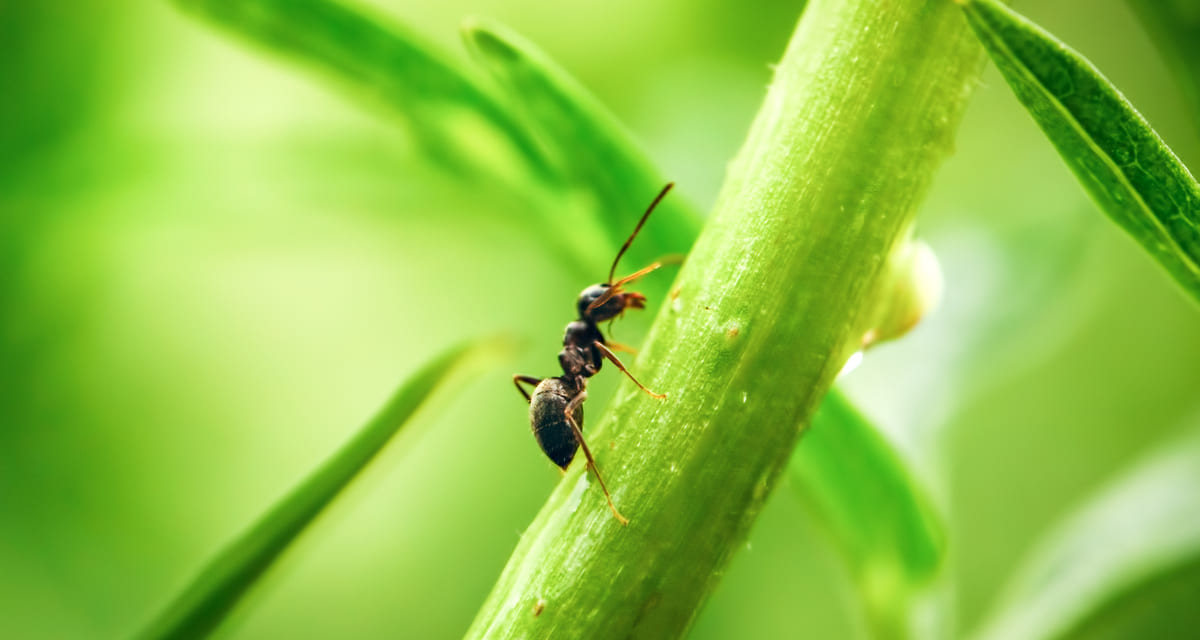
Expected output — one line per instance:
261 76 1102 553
593 342 666 399
563 389 629 526
513 375 542 404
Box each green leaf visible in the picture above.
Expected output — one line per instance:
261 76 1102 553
172 0 551 186
1126 0 1200 128
460 19 702 265
972 426 1200 640
135 339 504 640
960 0 1200 304
791 389 946 639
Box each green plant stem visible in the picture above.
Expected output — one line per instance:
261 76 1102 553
466 1 984 637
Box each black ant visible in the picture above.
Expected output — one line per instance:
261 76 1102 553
512 183 674 525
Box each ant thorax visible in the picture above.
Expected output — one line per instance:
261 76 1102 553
563 320 602 346
561 320 604 379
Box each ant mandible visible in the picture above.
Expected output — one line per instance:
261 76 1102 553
512 183 674 526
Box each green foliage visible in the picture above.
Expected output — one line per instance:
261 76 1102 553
954 3 1200 633
174 0 700 272
972 426 1200 640
136 340 502 639
167 20 947 640
3 0 1200 638
172 0 550 185
961 0 1200 305
792 389 945 639
461 19 701 263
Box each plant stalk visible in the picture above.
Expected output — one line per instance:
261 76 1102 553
467 1 984 637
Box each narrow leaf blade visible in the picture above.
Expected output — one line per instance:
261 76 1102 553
790 389 946 638
461 19 702 263
173 0 550 184
962 0 1200 303
973 426 1200 640
135 340 501 639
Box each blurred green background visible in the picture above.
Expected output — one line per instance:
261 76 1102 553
2 0 1198 638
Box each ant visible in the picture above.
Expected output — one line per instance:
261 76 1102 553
512 183 674 526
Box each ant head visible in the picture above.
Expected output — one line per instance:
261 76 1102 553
578 284 617 321
576 183 672 323
578 283 647 322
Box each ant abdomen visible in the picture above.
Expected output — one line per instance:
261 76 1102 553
529 378 583 469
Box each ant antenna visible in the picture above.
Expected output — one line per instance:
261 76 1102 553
607 183 674 285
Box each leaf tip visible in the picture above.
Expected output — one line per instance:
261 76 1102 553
461 16 520 64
